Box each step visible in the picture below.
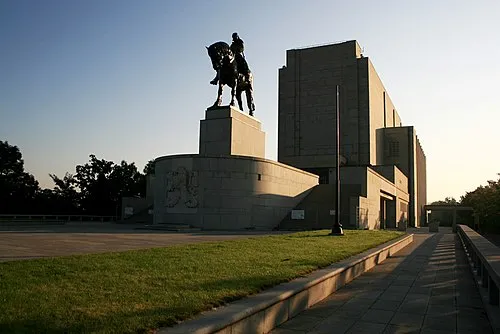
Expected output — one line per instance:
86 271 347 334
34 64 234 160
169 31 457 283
137 224 202 232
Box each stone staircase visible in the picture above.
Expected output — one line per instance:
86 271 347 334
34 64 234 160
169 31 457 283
138 223 202 232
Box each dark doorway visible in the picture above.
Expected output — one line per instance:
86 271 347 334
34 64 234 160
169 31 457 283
380 198 386 229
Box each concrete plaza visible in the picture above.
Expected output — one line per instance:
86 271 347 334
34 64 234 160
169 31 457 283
0 223 283 262
271 228 492 334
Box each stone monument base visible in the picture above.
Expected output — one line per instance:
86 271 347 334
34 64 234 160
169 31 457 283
153 105 318 230
199 106 265 158
153 154 318 230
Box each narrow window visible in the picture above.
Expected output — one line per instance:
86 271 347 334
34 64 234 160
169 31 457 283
383 92 386 128
388 141 400 157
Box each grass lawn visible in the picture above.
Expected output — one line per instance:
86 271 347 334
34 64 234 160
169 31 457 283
0 230 403 333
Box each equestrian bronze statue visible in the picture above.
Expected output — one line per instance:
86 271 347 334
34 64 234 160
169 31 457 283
206 33 255 116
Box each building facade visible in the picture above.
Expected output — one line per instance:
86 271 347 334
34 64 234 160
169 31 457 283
278 40 426 228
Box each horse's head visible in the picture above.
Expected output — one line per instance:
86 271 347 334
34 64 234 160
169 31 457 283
207 46 222 70
207 41 231 71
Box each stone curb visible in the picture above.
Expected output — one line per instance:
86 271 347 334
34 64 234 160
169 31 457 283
160 233 414 334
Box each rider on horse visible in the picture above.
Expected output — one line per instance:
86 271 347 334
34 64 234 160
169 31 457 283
206 35 255 114
210 32 250 85
230 32 250 80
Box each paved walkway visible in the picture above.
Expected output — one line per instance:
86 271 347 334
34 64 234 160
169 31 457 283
271 229 492 334
0 223 283 262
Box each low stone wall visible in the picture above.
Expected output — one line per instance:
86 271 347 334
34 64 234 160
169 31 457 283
154 154 319 230
458 224 500 332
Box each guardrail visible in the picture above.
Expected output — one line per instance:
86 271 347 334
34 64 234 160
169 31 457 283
457 224 500 305
0 214 117 224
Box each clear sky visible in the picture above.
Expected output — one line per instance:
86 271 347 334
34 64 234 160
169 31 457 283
1 0 499 203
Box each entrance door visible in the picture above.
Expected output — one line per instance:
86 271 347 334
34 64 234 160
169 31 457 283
380 198 386 229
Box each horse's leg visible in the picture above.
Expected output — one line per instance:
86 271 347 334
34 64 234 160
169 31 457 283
230 80 237 107
213 82 223 107
236 87 243 111
210 69 220 85
246 79 255 115
246 88 255 116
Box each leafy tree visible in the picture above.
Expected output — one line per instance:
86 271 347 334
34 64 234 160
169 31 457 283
32 188 62 215
143 159 155 175
48 172 80 214
461 174 500 232
73 155 146 215
1 142 148 216
0 141 40 213
431 197 458 206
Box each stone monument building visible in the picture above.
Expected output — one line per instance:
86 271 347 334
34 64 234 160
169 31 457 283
278 40 426 228
153 107 318 230
150 40 426 230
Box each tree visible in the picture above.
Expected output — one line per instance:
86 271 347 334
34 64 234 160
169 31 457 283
0 141 40 213
32 188 61 215
73 155 146 215
461 174 500 232
143 159 155 175
431 197 458 206
0 142 148 216
48 172 80 214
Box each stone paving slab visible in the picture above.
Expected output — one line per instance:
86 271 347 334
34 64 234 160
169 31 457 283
271 229 493 334
0 223 284 261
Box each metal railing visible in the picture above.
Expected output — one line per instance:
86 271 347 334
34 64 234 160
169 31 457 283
0 214 118 224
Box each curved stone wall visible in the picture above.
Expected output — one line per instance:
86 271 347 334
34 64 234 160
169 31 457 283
154 154 318 230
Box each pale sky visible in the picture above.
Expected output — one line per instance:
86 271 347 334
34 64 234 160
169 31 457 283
1 0 499 203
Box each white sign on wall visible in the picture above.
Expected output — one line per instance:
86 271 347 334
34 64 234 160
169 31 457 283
329 210 336 216
291 210 305 220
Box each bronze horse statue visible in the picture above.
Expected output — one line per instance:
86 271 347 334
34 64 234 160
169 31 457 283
207 41 255 116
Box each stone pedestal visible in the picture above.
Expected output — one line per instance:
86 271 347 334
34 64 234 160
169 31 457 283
199 106 265 158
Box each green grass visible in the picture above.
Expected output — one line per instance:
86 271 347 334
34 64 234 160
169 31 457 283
0 230 403 333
